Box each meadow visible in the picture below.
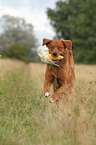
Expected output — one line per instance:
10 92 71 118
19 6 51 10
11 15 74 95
0 59 96 145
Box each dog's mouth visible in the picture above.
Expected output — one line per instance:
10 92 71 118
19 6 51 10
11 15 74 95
52 54 63 64
53 60 59 64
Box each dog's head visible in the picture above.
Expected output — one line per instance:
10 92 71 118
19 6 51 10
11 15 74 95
42 38 72 57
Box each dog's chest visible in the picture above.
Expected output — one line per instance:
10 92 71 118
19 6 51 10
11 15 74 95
49 65 64 78
49 65 67 86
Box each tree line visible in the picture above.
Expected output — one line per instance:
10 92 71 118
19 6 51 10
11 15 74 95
0 15 40 63
0 0 96 64
47 0 96 64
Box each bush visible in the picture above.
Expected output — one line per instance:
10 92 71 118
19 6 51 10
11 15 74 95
5 43 29 63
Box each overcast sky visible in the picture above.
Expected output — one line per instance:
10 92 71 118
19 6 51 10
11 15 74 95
0 0 58 46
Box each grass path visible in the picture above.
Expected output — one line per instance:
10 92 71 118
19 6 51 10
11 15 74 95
0 59 96 145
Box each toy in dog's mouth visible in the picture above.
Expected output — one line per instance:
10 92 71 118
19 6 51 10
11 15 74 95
51 54 63 64
47 54 63 63
37 46 64 66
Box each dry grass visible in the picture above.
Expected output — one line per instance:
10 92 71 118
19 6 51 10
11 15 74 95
29 63 96 145
0 59 24 80
0 59 96 145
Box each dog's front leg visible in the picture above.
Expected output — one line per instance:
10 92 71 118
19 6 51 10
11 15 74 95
44 74 53 97
44 79 51 97
50 84 68 102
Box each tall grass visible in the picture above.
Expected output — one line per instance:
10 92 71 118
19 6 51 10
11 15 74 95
0 59 96 145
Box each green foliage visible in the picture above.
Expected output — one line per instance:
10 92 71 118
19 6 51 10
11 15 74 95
47 0 96 64
5 43 28 63
0 15 40 62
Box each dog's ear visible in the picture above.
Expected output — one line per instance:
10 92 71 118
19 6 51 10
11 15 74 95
60 39 72 49
42 38 51 46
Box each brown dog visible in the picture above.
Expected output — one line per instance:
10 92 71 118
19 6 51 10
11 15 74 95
43 38 75 102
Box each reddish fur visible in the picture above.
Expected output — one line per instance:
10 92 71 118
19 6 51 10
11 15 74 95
43 38 75 102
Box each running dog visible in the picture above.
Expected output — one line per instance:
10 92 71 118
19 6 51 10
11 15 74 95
43 38 75 102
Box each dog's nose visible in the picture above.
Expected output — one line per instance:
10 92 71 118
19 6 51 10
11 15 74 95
53 52 57 57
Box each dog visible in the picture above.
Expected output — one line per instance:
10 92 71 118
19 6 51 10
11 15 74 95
43 38 75 102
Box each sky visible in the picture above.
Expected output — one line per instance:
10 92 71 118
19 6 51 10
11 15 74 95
0 0 58 46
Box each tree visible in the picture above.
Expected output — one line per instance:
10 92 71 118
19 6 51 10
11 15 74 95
0 15 39 62
47 0 96 64
5 43 28 63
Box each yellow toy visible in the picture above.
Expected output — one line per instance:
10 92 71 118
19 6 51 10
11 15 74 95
46 54 63 60
37 46 64 66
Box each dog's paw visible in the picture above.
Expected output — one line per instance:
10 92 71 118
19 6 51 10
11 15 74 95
45 92 50 97
50 98 55 103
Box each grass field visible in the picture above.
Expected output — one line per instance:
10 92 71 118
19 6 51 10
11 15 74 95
0 59 96 145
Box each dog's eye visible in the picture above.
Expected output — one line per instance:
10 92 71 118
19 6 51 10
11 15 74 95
50 46 54 49
58 47 62 49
